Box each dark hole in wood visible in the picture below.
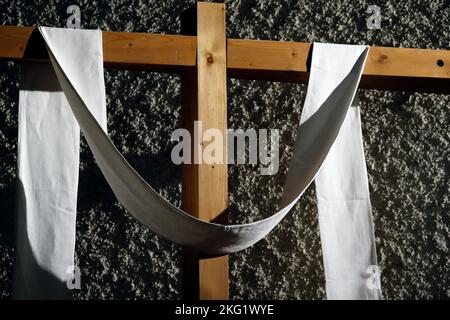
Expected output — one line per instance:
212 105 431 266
437 59 444 67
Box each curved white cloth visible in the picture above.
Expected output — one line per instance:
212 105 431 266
40 26 369 256
286 43 382 299
15 27 381 299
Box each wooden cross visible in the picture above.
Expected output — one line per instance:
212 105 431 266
0 1 449 300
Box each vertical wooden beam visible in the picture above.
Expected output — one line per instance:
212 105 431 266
181 2 229 300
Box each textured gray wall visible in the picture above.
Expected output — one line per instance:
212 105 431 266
0 0 449 299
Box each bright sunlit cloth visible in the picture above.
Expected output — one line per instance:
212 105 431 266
13 28 106 299
14 27 380 299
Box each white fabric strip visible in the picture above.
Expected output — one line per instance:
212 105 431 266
13 28 106 299
15 27 378 300
299 43 381 299
38 27 370 258
317 94 381 300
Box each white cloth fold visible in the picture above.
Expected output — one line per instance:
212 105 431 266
13 28 106 299
300 43 381 299
41 27 370 256
14 27 381 299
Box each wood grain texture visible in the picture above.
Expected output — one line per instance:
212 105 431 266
197 2 228 300
0 25 196 71
103 31 196 71
1 25 449 92
181 2 229 300
0 25 34 60
227 39 450 92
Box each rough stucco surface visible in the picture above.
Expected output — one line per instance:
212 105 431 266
0 0 449 299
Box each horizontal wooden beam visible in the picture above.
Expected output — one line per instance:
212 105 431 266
0 25 449 93
227 39 450 93
0 25 197 72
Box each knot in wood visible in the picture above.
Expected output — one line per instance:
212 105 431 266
206 53 214 64
378 54 388 63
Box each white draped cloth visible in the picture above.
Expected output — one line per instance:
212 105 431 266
13 27 381 299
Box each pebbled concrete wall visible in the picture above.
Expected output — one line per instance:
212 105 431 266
0 0 448 299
